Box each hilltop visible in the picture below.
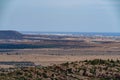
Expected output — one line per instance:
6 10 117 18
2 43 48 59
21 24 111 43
0 30 23 39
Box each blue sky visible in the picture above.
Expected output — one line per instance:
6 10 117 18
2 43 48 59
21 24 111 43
0 0 120 32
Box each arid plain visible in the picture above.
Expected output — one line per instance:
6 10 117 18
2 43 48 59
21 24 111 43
0 31 120 67
0 33 120 68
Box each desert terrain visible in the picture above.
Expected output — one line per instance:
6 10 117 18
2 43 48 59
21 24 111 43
0 31 120 80
0 31 120 68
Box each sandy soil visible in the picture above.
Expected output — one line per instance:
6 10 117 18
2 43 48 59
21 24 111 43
0 53 120 66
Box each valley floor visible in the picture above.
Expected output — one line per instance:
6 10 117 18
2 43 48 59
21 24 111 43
0 48 120 68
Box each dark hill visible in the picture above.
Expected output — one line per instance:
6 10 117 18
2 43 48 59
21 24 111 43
0 30 23 39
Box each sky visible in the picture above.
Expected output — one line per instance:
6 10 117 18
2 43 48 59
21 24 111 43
0 0 120 32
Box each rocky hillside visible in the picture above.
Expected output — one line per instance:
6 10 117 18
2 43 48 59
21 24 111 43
0 59 120 80
0 30 23 39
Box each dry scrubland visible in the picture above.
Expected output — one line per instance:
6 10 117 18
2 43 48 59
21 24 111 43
0 44 120 67
0 53 120 67
0 31 120 79
0 42 119 79
0 59 120 80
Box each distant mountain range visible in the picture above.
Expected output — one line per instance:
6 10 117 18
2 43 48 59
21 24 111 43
0 30 23 39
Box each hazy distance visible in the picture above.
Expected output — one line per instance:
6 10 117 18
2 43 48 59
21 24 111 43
0 0 120 32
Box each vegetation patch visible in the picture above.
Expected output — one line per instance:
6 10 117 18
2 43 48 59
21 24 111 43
0 59 120 80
